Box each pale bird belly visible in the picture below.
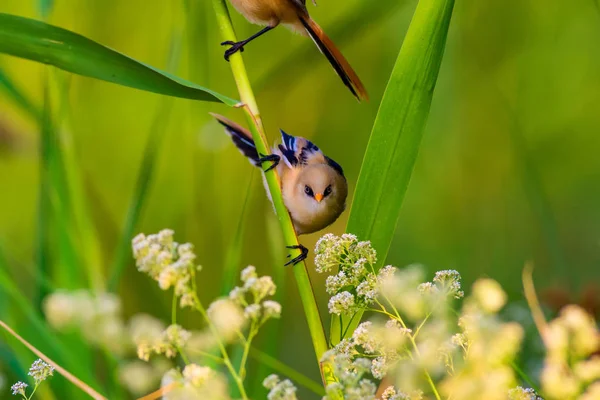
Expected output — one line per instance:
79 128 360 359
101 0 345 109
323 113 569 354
229 0 300 26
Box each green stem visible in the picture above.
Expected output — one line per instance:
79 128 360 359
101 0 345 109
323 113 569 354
238 324 257 379
209 0 330 384
171 292 191 365
26 383 39 400
189 270 247 398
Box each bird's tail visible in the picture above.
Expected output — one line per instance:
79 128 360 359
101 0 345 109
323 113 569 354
210 113 260 166
299 15 368 102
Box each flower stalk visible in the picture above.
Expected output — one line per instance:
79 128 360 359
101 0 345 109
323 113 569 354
209 0 332 385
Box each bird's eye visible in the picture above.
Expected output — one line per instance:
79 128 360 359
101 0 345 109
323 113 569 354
324 185 332 197
304 185 314 197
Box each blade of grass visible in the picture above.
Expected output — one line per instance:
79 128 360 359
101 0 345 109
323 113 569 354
37 74 85 294
0 13 237 106
334 0 455 344
220 172 255 294
0 67 42 120
51 71 105 290
38 0 54 19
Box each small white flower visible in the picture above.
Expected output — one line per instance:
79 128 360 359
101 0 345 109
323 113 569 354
182 364 213 386
371 356 388 379
244 304 261 319
356 275 377 301
433 269 464 299
417 282 437 294
266 378 298 400
249 276 277 301
240 266 257 282
28 359 54 384
262 300 282 319
165 324 191 347
229 286 246 305
11 381 28 397
325 271 349 295
263 374 280 390
328 291 356 315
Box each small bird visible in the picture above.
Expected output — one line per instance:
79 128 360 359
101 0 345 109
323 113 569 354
211 113 348 265
221 0 368 101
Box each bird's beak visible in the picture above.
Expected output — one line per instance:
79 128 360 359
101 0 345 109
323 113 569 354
315 193 324 203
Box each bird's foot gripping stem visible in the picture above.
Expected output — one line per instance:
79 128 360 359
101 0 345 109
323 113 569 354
258 153 280 172
221 41 245 61
285 244 309 267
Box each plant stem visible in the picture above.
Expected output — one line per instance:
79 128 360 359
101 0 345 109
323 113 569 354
191 292 248 400
209 0 331 383
238 324 257 378
172 292 191 365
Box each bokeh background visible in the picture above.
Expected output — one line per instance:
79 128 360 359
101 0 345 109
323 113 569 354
1 0 599 398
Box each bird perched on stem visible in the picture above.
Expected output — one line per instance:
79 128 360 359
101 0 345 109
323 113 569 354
221 0 368 101
211 113 348 266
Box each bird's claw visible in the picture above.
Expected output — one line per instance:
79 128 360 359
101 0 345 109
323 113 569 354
258 153 280 173
221 41 245 61
284 245 308 267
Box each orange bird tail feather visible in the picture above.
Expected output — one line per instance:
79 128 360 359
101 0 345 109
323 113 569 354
299 16 368 101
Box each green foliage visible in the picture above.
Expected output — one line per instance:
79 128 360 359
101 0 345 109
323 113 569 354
334 0 455 345
0 13 237 105
347 0 455 265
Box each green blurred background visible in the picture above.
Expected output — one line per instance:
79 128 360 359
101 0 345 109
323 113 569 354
1 0 599 398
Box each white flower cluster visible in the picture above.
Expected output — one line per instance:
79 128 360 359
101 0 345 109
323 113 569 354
314 234 393 315
316 234 467 318
132 229 200 307
136 324 192 361
161 364 230 400
43 290 128 355
321 320 413 399
540 305 600 400
10 381 27 398
227 266 282 325
27 359 54 384
263 374 298 400
432 270 465 299
43 292 174 396
11 359 54 399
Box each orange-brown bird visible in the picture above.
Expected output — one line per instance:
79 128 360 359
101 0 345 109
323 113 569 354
222 0 368 101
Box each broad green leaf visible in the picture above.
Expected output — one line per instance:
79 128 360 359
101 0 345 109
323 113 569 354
334 0 456 344
0 13 238 106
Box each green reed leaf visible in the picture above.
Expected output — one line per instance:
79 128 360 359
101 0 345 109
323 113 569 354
0 13 238 106
335 0 456 344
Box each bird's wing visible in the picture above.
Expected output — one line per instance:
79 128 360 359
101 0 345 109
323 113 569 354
278 130 324 168
211 113 260 166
